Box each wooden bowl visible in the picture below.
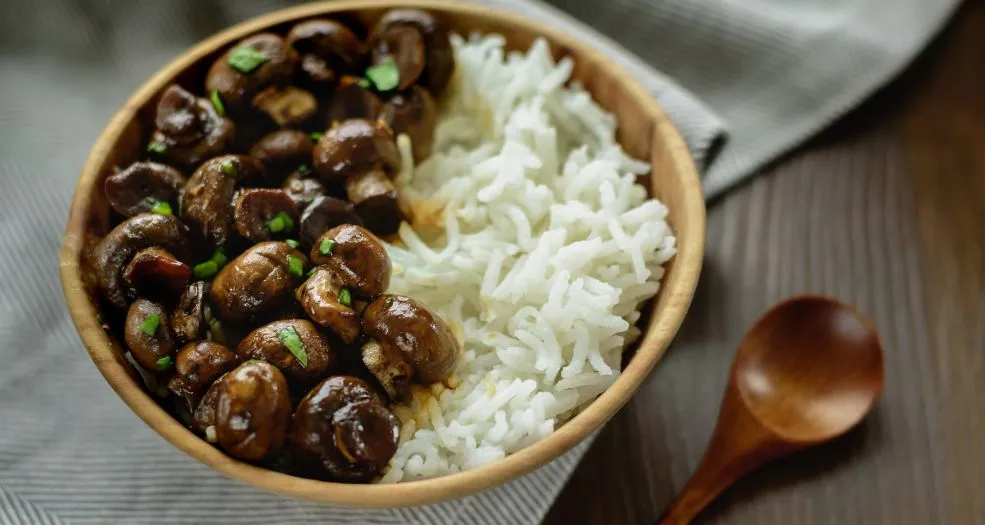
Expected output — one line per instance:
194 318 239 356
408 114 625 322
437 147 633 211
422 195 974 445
59 0 705 508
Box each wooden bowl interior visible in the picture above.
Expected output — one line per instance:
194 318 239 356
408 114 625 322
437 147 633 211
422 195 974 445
60 0 704 507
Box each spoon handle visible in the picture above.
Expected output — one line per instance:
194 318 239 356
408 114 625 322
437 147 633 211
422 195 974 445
655 452 744 525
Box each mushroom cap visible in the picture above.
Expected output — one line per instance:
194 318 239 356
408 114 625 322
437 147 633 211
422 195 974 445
122 247 191 299
299 195 364 249
151 85 236 167
344 169 409 236
325 76 384 127
236 319 335 385
286 19 365 85
310 224 391 299
282 171 328 210
215 360 292 461
295 266 361 344
379 85 437 163
252 85 318 128
209 241 308 322
361 294 460 395
205 33 298 114
94 213 190 309
370 9 454 94
233 188 299 243
104 161 187 218
290 375 398 482
313 119 400 185
167 341 240 411
124 298 176 372
181 155 266 247
249 129 314 175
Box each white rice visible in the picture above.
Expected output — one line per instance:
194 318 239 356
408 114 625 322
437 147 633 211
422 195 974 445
378 34 676 482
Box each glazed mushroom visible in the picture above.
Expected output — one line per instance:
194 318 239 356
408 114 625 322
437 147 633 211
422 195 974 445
233 188 299 243
290 375 399 482
309 224 391 298
325 76 383 126
295 267 360 344
249 129 313 176
299 195 363 249
149 85 236 167
282 171 328 209
214 360 292 461
171 281 207 344
104 162 186 218
360 294 460 401
122 247 191 298
181 155 266 247
209 241 308 322
192 374 224 436
312 119 407 235
124 298 177 372
205 33 298 115
252 85 318 128
286 19 364 86
370 9 455 94
380 85 437 162
236 319 335 385
167 341 240 411
94 213 190 309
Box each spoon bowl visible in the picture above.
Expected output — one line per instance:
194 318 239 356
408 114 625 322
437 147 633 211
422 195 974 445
735 296 885 442
658 296 884 524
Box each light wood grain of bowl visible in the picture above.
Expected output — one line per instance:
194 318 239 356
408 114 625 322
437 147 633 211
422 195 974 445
59 0 705 508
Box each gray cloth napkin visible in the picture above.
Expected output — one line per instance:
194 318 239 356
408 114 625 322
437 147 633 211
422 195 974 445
0 0 956 524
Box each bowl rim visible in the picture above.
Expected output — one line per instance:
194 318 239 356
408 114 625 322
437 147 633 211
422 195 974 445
59 0 705 508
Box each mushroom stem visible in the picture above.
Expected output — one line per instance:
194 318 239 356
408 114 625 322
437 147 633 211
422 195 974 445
361 339 414 401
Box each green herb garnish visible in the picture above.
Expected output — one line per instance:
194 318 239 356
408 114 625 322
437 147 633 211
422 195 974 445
297 164 312 176
276 326 308 368
309 132 323 142
285 239 301 249
357 78 371 89
211 247 228 268
193 260 218 279
147 141 167 154
228 45 269 73
364 58 400 91
338 288 352 307
287 255 304 277
306 266 316 277
221 159 237 177
150 200 172 216
210 89 225 117
266 211 294 233
318 238 336 256
141 314 161 336
156 355 173 370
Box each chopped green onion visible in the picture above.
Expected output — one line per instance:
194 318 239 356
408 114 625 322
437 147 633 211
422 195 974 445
210 89 225 117
150 200 172 216
193 260 218 279
266 211 294 233
221 159 237 177
276 326 308 368
285 239 301 249
306 266 316 277
319 238 336 256
309 132 323 142
228 45 269 73
297 164 312 176
365 58 400 91
338 288 352 307
357 78 371 88
147 141 167 154
156 355 173 370
141 314 161 336
96 314 104 324
211 247 228 268
287 255 304 277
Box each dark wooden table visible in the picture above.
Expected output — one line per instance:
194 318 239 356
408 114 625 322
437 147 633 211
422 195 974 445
545 1 985 523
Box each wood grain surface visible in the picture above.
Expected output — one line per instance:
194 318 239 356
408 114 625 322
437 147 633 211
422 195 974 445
544 1 985 523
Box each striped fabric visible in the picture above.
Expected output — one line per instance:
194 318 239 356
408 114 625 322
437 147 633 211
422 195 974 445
0 0 955 523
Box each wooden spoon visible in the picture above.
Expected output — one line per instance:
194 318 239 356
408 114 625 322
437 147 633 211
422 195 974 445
657 296 885 524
